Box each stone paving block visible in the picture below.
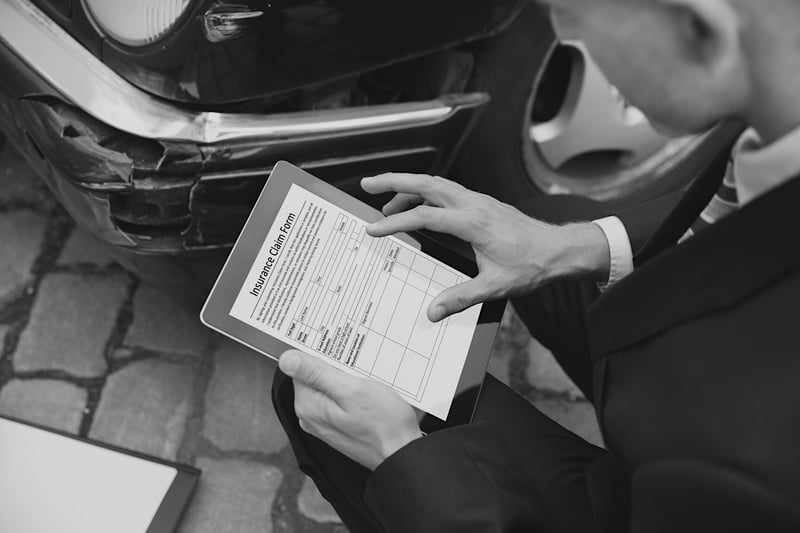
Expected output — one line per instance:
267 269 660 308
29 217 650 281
498 305 584 399
89 358 194 459
486 347 512 387
178 458 281 533
15 273 128 377
298 476 342 524
58 227 115 267
0 210 46 305
0 142 53 206
487 306 527 387
525 336 584 399
124 284 211 356
533 399 604 448
0 379 87 433
203 339 288 453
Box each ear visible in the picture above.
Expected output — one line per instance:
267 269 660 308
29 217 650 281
659 0 742 72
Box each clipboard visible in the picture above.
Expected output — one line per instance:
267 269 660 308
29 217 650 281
0 414 199 533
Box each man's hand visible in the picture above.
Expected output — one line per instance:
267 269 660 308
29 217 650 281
362 173 610 321
279 350 423 470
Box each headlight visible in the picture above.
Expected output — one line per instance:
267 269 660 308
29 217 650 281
84 0 194 46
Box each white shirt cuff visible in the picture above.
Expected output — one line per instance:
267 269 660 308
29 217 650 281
592 216 634 290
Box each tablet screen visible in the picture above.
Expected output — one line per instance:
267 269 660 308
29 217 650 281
201 162 504 424
229 183 481 421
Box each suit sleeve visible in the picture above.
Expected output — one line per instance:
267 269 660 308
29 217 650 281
613 191 684 255
512 186 683 263
630 459 800 533
592 191 683 286
364 423 561 533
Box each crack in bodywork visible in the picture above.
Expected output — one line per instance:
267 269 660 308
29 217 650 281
20 95 135 186
20 94 205 179
17 94 209 248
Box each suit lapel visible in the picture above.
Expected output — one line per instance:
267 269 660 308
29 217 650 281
635 121 744 264
634 154 726 264
588 173 800 359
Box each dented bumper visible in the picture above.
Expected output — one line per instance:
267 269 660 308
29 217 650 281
0 0 487 290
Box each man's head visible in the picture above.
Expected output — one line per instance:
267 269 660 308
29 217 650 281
543 0 800 141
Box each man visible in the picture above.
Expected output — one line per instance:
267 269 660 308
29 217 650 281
273 0 800 531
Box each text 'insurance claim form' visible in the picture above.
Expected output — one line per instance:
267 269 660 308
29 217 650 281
230 184 481 419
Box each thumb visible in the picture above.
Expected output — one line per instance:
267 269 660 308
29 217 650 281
279 350 348 401
427 277 492 322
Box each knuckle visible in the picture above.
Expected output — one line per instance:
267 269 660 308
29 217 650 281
432 174 453 188
421 175 442 193
473 190 491 202
464 208 485 231
303 365 324 388
321 403 341 425
469 191 495 210
294 399 309 420
414 204 434 221
452 293 471 310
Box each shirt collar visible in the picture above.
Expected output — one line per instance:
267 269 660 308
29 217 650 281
733 125 800 205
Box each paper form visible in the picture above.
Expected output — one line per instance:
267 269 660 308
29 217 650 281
230 183 481 419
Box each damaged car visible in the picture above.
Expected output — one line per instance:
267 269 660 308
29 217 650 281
0 0 741 294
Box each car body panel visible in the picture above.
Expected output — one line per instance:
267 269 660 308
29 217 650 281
0 3 488 240
1 0 500 294
33 0 527 104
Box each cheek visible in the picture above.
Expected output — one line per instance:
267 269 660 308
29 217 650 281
564 11 739 134
586 41 707 131
550 9 581 40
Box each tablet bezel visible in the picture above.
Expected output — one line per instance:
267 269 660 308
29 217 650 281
201 161 505 426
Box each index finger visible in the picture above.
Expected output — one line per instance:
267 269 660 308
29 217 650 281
279 350 350 403
361 173 464 208
366 205 474 242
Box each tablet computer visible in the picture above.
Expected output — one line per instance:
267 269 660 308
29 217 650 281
201 161 504 427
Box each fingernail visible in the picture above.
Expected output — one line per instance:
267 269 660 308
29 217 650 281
279 351 300 375
429 305 444 322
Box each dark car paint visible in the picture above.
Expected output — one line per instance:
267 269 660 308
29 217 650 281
0 32 488 292
4 0 538 294
0 92 486 295
34 0 528 104
0 82 485 248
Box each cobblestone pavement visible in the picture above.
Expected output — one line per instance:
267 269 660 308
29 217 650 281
0 138 601 532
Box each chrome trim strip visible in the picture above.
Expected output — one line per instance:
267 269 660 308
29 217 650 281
0 0 486 144
198 148 437 182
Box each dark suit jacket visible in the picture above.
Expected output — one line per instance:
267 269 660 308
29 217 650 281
360 135 800 532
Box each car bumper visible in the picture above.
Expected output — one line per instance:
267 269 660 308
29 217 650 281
0 0 488 290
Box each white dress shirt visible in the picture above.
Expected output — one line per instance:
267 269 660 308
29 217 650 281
593 125 800 288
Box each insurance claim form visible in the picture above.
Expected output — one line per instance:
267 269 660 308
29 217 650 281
229 183 481 420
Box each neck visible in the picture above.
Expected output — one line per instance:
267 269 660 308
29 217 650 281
743 69 800 144
748 106 800 145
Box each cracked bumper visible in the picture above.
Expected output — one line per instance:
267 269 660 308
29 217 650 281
0 0 488 291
